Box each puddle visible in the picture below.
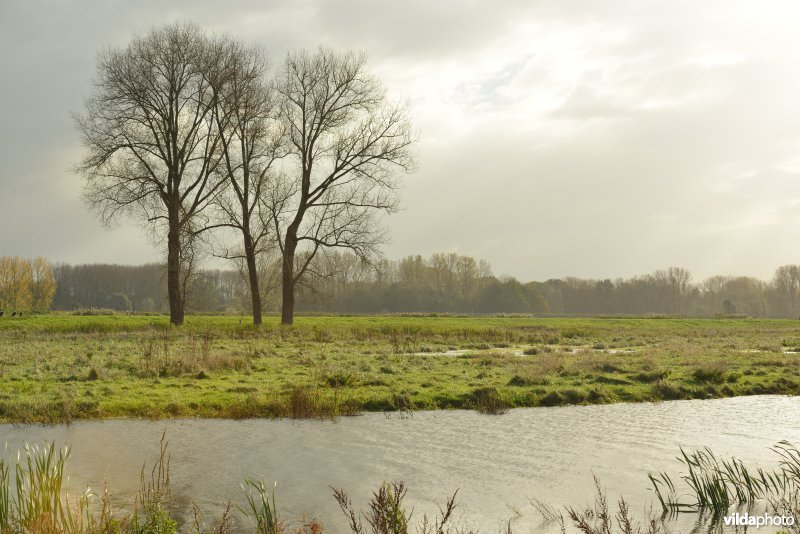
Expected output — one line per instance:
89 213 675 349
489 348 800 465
409 349 467 357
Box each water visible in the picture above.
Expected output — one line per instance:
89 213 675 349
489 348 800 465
2 395 799 533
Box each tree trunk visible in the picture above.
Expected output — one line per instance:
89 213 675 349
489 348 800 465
243 234 263 326
280 232 297 325
167 224 184 326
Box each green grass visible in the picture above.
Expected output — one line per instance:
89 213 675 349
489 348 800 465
1 314 800 423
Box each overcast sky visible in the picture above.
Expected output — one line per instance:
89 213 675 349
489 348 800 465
2 0 800 282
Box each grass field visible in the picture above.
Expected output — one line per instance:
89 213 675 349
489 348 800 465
1 314 800 423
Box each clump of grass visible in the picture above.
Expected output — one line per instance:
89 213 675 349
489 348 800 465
507 375 532 386
593 376 630 386
320 368 356 388
650 380 685 401
289 387 318 418
691 361 729 384
312 328 334 343
389 392 416 416
539 391 565 407
472 387 509 414
630 370 667 383
289 387 361 419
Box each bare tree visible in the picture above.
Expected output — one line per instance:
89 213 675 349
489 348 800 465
74 22 225 325
205 38 285 325
274 48 416 325
0 257 33 310
773 265 800 316
29 257 57 311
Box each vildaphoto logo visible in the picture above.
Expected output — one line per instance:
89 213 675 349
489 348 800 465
723 513 795 527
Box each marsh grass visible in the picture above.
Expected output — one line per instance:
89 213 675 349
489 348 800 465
4 315 800 422
138 332 251 378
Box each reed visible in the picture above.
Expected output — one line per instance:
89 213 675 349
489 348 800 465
648 441 800 516
0 442 123 534
565 476 662 534
126 432 176 533
332 482 460 534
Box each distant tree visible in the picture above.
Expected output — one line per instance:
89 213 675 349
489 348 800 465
106 292 132 312
523 282 550 313
140 297 157 312
773 265 800 316
74 22 226 326
272 48 416 324
718 276 767 316
667 267 692 314
477 278 530 313
701 274 731 314
0 257 33 311
722 299 737 315
649 267 692 314
185 273 223 312
29 257 56 311
540 280 566 314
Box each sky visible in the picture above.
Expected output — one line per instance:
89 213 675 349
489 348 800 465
2 0 800 282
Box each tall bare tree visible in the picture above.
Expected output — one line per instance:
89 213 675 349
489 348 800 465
74 22 225 325
205 38 285 325
274 48 416 325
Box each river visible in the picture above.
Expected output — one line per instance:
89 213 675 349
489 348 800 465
2 395 799 533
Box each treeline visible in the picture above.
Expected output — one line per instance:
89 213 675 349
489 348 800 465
52 264 245 313
0 256 56 311
46 254 800 318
